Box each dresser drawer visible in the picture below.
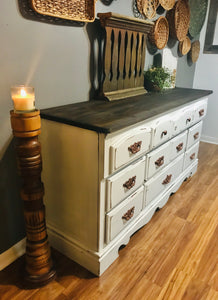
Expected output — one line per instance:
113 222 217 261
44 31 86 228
145 141 171 180
106 186 144 243
170 131 188 161
109 126 151 174
183 142 199 170
186 121 202 149
151 116 173 148
193 99 207 123
144 155 184 206
106 157 145 211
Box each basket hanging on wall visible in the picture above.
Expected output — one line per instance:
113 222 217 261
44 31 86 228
166 0 190 41
30 0 96 22
189 0 208 38
190 40 200 63
159 0 175 11
149 17 169 49
179 36 191 55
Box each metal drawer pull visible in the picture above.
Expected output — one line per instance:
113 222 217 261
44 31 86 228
128 141 142 154
162 174 172 185
176 143 183 152
194 132 199 140
161 130 167 138
155 156 164 167
199 109 204 116
186 117 191 123
122 206 135 221
123 176 136 190
190 153 195 160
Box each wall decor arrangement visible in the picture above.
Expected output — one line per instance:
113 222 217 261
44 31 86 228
178 36 191 56
166 0 190 41
190 40 200 63
30 0 96 22
148 16 169 50
18 0 85 26
189 0 208 38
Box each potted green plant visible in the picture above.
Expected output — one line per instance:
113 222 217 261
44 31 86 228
144 66 173 92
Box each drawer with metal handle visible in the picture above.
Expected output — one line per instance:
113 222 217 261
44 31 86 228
170 131 188 161
106 156 146 211
144 154 184 207
145 140 171 180
186 121 202 149
183 142 200 170
150 115 173 149
193 98 208 123
106 186 144 243
105 125 151 176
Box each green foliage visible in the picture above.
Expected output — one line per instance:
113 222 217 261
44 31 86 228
144 67 172 91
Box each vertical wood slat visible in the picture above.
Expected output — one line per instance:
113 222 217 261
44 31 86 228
124 31 132 89
103 27 112 93
117 29 125 91
140 34 146 86
135 33 143 87
111 28 119 91
130 31 137 88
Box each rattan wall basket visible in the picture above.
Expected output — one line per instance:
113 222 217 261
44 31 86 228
166 0 190 41
30 0 96 22
190 40 200 63
142 0 159 19
159 0 175 11
149 16 169 49
179 36 191 55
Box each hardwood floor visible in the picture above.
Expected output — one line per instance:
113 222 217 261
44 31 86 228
0 142 218 300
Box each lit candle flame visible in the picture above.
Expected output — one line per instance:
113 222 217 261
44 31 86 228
20 88 27 97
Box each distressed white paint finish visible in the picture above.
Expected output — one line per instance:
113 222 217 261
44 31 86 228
40 99 207 276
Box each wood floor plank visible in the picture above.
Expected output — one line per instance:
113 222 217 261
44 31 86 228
0 142 217 300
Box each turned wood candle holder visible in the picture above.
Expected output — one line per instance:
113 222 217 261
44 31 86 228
10 109 56 287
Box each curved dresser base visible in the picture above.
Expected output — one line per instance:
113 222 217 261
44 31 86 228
47 161 198 276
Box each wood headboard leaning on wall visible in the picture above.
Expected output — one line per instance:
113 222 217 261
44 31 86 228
97 13 153 101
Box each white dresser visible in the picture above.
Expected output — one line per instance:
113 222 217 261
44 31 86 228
40 88 211 276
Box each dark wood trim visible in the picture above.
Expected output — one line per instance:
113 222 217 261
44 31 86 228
41 88 212 134
204 0 218 54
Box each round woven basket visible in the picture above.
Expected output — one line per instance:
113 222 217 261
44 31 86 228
142 0 159 19
190 40 200 63
136 0 144 15
149 16 169 49
179 36 191 55
166 0 190 41
159 0 175 10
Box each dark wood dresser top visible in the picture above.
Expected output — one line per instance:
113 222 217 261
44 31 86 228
41 88 212 134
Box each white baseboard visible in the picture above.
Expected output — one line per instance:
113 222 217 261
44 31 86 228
201 135 218 145
0 238 26 271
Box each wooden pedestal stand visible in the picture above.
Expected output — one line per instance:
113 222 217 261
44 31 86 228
10 109 56 287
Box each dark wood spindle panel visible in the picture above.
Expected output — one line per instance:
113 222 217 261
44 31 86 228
98 12 153 101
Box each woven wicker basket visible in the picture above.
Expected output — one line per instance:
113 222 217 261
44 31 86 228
136 0 144 15
31 0 96 22
166 0 190 41
159 0 175 10
149 17 169 49
142 0 159 19
190 40 200 63
179 36 191 55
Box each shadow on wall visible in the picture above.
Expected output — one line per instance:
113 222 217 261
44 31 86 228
0 140 25 254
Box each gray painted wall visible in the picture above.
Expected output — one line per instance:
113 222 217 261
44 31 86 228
0 0 196 254
193 0 218 144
